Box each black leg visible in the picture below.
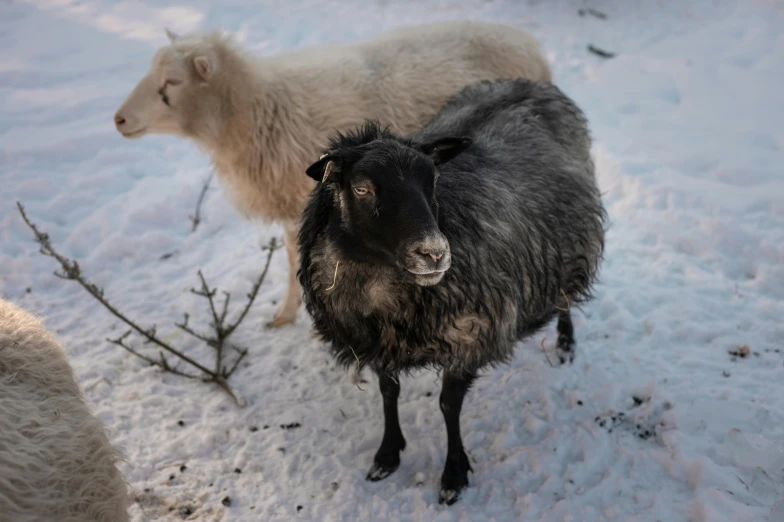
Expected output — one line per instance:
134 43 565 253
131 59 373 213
438 370 476 505
366 372 406 481
556 310 576 364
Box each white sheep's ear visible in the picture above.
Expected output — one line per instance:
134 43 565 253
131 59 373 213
193 55 213 81
165 28 180 42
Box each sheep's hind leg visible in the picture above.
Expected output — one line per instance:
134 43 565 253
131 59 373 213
367 372 406 481
266 223 303 328
438 370 476 505
556 310 576 364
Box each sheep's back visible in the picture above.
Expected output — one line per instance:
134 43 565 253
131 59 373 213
423 79 605 324
0 299 129 522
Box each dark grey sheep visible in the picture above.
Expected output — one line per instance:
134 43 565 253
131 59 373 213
297 78 606 504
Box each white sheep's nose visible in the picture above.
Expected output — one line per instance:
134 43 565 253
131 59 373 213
114 112 127 129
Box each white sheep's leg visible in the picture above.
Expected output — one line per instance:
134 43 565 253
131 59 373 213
266 223 303 328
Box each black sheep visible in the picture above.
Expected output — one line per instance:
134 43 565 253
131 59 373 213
297 78 606 504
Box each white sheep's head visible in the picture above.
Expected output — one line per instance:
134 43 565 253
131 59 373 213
114 29 218 140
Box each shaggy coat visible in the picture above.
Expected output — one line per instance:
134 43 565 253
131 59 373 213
297 78 606 503
0 299 129 522
299 79 605 375
114 21 552 327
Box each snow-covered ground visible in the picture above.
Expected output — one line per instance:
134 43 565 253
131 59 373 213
2 0 783 520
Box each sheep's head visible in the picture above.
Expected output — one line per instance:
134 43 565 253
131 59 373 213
114 29 220 140
306 122 472 287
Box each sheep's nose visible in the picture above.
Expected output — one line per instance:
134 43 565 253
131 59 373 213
416 248 444 263
114 113 126 127
410 235 450 266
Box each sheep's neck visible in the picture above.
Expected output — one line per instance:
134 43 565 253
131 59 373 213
203 62 317 220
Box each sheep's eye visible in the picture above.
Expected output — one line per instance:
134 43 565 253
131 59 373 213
158 87 170 106
353 186 369 196
158 80 180 107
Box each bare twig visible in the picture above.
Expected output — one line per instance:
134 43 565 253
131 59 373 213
587 44 616 59
224 237 277 339
223 348 249 378
17 201 277 404
578 8 607 19
174 313 216 347
189 173 212 232
17 202 213 375
541 337 553 367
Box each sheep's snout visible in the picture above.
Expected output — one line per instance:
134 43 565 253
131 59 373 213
113 110 145 138
401 233 451 286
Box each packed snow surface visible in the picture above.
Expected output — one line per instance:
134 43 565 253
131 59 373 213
1 1 783 521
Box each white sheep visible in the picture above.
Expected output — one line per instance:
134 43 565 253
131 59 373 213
0 298 130 522
114 20 552 328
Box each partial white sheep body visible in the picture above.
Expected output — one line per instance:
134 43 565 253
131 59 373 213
0 298 129 522
114 20 552 327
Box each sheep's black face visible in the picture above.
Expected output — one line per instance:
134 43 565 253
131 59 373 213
306 129 472 287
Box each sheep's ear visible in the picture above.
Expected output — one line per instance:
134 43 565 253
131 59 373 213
306 154 340 183
193 55 213 81
165 28 180 42
420 137 472 165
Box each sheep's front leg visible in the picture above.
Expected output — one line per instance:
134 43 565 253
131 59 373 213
267 223 303 328
367 372 406 481
556 310 576 364
438 370 475 505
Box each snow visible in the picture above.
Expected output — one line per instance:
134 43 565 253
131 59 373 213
1 0 783 520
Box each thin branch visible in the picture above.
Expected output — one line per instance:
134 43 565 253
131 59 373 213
189 173 212 232
17 201 276 406
193 270 224 336
175 314 217 347
224 237 278 338
587 44 616 59
224 347 249 379
578 8 607 19
107 331 200 380
213 377 241 405
17 202 215 377
219 291 230 326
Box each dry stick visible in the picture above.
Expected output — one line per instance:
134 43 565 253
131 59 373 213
541 337 554 367
189 173 213 232
17 201 276 403
16 202 214 377
554 289 571 312
578 8 607 19
348 345 365 391
326 260 340 291
108 330 199 380
587 44 616 59
223 237 278 339
193 271 225 376
176 237 278 379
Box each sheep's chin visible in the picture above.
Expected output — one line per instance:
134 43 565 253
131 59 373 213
413 271 445 287
121 128 147 139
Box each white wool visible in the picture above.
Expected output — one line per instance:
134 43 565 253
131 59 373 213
0 299 129 522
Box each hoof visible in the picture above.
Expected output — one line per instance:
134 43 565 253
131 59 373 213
366 461 399 482
438 486 465 505
439 451 471 505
